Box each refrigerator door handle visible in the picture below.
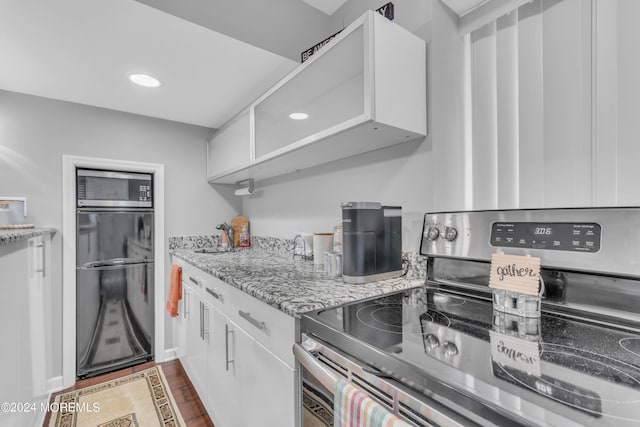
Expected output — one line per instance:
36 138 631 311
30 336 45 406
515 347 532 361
78 257 148 270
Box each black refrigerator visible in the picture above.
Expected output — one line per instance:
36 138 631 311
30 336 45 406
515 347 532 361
75 169 154 378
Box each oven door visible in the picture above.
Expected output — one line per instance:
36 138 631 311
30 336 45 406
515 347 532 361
294 336 472 427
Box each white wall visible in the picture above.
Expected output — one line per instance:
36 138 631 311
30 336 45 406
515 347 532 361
0 89 240 379
242 0 467 252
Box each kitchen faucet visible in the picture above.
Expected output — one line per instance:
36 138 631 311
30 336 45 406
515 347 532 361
216 223 233 247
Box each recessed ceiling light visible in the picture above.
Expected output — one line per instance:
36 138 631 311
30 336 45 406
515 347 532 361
129 73 162 88
289 112 309 120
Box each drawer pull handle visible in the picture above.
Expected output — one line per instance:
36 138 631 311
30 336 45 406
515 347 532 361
239 310 265 330
206 287 223 301
202 305 209 339
189 276 202 287
183 290 189 319
225 323 234 371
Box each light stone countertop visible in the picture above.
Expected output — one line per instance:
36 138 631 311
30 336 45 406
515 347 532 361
170 247 424 318
0 227 56 246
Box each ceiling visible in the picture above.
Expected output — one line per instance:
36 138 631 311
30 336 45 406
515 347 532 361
134 0 337 63
301 0 348 15
0 0 299 128
440 0 490 16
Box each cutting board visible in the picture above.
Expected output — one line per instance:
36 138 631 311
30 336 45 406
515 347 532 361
231 216 249 248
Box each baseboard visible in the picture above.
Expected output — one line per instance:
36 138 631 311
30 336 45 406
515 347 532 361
35 387 57 427
35 403 47 427
163 348 178 362
47 376 64 393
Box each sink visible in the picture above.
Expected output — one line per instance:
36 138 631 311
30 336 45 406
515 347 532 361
193 247 235 254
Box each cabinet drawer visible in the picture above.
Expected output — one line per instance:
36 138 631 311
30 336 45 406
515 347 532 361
222 280 297 368
174 258 229 312
174 258 202 291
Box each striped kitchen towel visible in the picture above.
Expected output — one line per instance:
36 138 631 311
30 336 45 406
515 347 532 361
334 378 412 427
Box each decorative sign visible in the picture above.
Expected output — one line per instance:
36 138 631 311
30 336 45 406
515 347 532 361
377 2 394 20
489 253 541 296
301 29 343 63
300 3 395 63
490 331 541 376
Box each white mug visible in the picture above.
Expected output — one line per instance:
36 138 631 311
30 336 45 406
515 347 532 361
313 233 333 265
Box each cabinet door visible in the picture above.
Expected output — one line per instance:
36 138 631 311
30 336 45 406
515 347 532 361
234 322 297 427
182 285 207 398
207 110 251 179
25 237 48 403
253 23 366 160
174 284 189 359
205 306 243 427
0 240 27 426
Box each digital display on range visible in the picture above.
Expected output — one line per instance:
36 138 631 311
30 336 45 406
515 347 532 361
532 227 553 236
491 222 601 252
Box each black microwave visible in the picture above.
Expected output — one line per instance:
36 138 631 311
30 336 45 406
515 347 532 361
76 169 153 208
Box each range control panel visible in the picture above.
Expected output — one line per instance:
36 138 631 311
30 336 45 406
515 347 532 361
490 222 601 252
420 208 640 277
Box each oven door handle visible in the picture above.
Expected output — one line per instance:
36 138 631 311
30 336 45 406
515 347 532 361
294 339 472 427
293 343 338 392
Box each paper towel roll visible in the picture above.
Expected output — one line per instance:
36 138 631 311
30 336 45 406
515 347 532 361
313 233 333 265
234 186 254 196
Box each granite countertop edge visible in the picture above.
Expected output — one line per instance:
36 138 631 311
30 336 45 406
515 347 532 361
0 227 57 246
170 248 423 319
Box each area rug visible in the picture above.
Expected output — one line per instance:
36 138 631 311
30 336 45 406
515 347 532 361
49 366 185 427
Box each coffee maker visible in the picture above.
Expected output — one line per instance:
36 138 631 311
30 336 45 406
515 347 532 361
341 202 402 284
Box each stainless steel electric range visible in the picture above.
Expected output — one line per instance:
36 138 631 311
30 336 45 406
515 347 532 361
297 208 640 426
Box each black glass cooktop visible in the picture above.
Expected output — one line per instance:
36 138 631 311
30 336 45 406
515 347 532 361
302 287 640 426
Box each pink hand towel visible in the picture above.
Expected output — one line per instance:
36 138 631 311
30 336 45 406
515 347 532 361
334 378 411 427
166 264 182 317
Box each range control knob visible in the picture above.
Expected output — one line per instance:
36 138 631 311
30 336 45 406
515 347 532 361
424 226 440 241
424 334 440 352
442 341 459 358
444 226 458 241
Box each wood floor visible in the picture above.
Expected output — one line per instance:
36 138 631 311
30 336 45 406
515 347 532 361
43 359 214 426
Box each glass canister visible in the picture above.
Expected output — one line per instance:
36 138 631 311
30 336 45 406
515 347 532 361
324 250 343 279
332 223 343 251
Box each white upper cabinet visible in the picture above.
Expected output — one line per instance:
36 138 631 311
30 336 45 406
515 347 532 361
253 24 366 160
207 10 426 184
207 109 251 179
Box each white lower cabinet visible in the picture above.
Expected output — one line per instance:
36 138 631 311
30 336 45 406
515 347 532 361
0 235 52 427
205 307 243 427
234 320 296 427
173 283 189 360
182 282 208 395
172 258 298 427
